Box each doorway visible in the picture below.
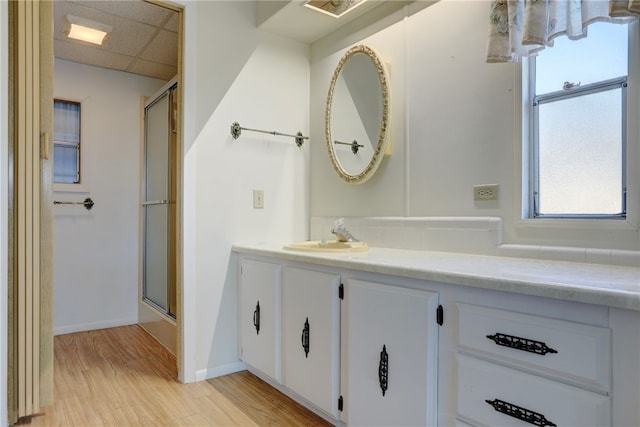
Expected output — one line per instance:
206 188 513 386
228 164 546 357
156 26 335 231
50 0 183 361
7 1 184 420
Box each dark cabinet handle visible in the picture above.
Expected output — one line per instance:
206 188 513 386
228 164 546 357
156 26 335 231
378 345 388 396
486 333 558 356
301 317 310 358
253 301 260 335
486 399 557 427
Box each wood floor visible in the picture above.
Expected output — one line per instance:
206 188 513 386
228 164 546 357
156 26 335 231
17 325 331 426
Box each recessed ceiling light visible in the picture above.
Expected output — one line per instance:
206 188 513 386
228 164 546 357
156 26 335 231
303 0 368 18
64 15 112 46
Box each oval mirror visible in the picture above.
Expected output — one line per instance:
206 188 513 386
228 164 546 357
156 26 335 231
326 45 390 184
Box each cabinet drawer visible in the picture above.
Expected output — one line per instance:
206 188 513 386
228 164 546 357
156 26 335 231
457 303 610 391
457 354 610 427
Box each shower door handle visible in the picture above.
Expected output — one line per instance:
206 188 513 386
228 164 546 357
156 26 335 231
142 200 172 206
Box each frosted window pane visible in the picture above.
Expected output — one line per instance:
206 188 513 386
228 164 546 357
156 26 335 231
53 101 80 143
536 23 628 94
144 205 168 310
144 94 170 201
53 144 79 183
538 89 622 215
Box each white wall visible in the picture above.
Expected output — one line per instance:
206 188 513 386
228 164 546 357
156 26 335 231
53 59 166 335
309 0 640 252
179 1 309 380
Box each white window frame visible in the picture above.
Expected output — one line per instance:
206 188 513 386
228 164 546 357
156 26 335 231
53 99 81 184
531 76 627 219
518 20 639 234
53 96 90 194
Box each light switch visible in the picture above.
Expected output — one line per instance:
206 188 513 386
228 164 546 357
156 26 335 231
253 189 264 209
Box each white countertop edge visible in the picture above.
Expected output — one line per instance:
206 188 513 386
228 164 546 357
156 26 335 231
232 243 640 311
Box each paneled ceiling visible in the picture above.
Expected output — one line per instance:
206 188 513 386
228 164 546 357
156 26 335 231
52 1 423 81
53 0 178 81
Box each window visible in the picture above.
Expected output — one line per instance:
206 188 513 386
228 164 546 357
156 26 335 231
53 99 81 184
528 23 629 218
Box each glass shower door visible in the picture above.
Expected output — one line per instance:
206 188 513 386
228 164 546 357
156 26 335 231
143 83 176 318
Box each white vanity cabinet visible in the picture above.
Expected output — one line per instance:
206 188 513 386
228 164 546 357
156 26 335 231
234 247 640 427
341 279 440 427
238 259 281 382
282 266 341 418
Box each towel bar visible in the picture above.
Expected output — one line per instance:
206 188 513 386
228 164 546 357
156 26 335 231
53 197 94 211
334 139 364 154
230 121 308 147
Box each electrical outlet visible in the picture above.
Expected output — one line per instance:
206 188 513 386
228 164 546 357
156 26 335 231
474 184 499 201
253 189 264 209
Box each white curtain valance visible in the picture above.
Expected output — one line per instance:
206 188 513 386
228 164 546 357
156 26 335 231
487 0 638 63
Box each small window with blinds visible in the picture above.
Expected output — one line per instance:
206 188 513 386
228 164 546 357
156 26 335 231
53 99 81 184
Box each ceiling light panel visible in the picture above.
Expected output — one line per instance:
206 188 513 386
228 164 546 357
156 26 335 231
303 0 368 18
65 15 112 45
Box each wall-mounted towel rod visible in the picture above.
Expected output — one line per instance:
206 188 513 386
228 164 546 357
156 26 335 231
334 139 364 154
230 121 308 147
53 197 94 211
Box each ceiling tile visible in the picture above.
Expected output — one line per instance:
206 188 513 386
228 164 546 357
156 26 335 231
128 59 177 81
140 30 178 66
164 12 179 33
54 39 134 72
53 0 178 82
102 17 157 57
54 1 157 57
66 0 172 27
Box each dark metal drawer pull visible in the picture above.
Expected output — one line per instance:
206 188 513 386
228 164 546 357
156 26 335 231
253 301 260 335
486 398 557 427
378 345 388 396
301 317 310 358
486 333 558 355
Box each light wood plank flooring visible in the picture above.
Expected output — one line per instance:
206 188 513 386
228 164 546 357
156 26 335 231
17 325 331 426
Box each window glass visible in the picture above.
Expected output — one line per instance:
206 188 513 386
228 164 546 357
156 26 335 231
536 23 628 94
531 22 628 218
53 100 80 184
537 88 623 215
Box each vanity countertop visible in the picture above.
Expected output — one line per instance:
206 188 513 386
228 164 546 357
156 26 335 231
232 243 640 311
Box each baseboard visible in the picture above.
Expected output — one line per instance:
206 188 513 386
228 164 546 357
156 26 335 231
194 361 246 382
53 317 138 336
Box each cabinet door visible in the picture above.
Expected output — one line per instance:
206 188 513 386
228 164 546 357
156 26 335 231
282 267 341 418
239 259 281 382
343 280 439 426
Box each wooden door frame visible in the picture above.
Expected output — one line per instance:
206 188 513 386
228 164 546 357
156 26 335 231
144 0 185 381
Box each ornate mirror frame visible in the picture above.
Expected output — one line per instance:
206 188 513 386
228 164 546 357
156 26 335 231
325 45 390 184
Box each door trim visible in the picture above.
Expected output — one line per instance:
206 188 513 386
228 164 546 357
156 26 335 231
7 0 54 422
142 0 185 381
